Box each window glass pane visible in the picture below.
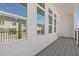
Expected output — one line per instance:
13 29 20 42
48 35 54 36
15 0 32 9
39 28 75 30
49 15 52 24
54 19 56 25
37 7 45 34
37 13 45 24
37 7 45 16
49 9 52 15
49 25 52 33
37 24 44 34
54 26 56 32
38 3 45 9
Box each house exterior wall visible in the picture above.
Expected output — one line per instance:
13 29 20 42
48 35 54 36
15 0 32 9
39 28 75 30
0 3 59 56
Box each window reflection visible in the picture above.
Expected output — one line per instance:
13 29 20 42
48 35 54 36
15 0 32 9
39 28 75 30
0 3 27 43
37 7 45 35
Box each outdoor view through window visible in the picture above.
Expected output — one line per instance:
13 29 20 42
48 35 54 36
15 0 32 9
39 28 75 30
37 3 45 35
0 3 27 42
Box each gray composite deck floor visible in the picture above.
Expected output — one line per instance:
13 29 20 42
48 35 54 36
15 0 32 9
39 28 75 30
36 37 79 56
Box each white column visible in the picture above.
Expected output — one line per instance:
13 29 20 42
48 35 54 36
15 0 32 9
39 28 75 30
27 3 36 40
45 4 49 35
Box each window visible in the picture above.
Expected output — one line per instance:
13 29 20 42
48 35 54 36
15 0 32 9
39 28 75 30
38 3 45 9
54 19 56 25
49 25 52 33
54 14 57 32
37 5 45 35
49 15 52 24
54 26 56 32
0 3 27 43
48 9 53 33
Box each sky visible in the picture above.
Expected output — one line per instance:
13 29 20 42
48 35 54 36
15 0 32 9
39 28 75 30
0 3 26 17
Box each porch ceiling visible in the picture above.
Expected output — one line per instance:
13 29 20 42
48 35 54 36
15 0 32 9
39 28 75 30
52 3 79 16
